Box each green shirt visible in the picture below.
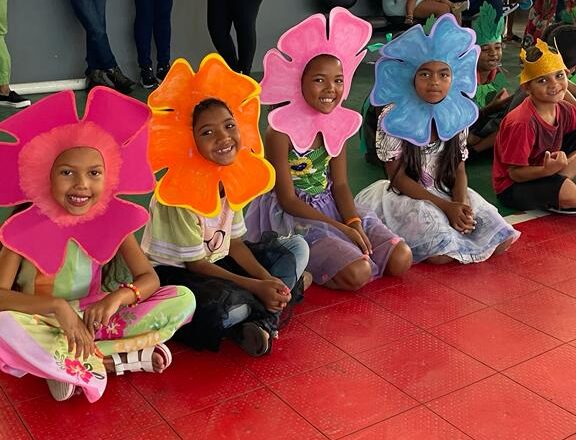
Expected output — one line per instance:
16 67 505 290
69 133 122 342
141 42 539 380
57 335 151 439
288 147 331 196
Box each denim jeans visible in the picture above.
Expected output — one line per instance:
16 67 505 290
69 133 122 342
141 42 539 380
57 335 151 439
222 235 310 329
134 0 173 68
70 0 117 72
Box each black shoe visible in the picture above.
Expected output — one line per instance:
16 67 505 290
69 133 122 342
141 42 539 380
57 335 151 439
156 64 170 82
140 67 159 89
106 66 136 94
86 69 115 90
0 91 31 108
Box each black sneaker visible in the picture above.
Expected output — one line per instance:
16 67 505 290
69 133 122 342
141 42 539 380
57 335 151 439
156 65 170 82
0 91 31 108
106 66 136 94
86 69 115 90
140 67 159 89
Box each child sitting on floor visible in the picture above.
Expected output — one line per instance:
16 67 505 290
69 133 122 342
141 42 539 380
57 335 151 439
467 2 513 154
0 88 195 402
245 8 412 291
493 39 576 213
141 56 310 356
356 14 519 264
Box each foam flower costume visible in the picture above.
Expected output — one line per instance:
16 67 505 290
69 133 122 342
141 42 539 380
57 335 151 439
371 14 479 146
0 87 155 275
147 55 274 217
260 7 372 157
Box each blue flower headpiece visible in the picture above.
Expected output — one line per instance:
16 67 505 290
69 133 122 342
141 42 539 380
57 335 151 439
371 14 479 146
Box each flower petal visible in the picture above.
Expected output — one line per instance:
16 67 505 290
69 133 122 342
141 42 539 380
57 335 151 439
320 107 362 157
0 200 149 275
148 59 197 114
155 155 221 217
268 102 319 153
277 13 328 63
221 149 275 212
0 143 26 205
117 127 156 194
235 96 263 156
382 100 434 146
434 93 479 141
260 50 302 105
371 59 417 106
451 48 480 97
430 15 476 62
83 87 150 147
382 25 429 68
0 206 69 275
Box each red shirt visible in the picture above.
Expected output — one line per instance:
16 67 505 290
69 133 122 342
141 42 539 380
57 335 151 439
492 98 576 194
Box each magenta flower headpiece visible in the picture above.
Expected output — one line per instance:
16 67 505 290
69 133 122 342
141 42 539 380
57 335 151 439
261 7 372 157
0 87 155 275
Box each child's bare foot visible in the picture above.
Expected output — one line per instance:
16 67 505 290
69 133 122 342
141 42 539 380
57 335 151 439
404 14 414 24
104 344 172 375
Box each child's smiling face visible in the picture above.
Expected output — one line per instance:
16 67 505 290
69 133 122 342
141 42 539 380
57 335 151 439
301 55 344 114
193 104 240 166
414 61 452 104
524 70 568 104
478 42 503 72
50 147 105 216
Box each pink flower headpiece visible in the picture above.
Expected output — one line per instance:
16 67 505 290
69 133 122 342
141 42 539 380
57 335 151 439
0 87 155 275
261 7 371 157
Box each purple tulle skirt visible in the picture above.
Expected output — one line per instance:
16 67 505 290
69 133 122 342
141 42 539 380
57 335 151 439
244 186 403 285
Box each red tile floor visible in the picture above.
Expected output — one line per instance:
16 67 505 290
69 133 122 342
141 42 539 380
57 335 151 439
3 214 576 439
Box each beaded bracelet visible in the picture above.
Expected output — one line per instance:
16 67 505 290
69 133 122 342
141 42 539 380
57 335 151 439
345 216 362 226
120 283 141 307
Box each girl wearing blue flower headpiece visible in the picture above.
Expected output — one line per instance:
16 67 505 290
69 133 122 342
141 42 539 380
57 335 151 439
356 15 519 264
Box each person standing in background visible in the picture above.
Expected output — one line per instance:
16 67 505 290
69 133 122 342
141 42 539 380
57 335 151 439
70 0 136 94
134 0 173 88
207 0 263 75
0 0 30 108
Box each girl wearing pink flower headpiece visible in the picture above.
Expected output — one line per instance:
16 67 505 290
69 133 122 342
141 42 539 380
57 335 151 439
245 8 413 291
0 88 195 403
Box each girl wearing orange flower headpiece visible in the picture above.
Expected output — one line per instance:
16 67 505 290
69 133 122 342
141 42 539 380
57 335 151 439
141 56 310 356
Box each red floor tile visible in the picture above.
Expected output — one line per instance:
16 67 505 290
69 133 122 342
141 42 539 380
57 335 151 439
0 388 9 408
107 422 180 440
428 374 576 440
15 378 162 440
496 287 576 341
430 309 561 370
128 349 262 421
294 284 357 316
227 320 347 385
505 344 576 415
513 216 576 244
0 405 31 439
298 297 419 354
365 278 485 328
539 232 576 260
270 357 417 439
171 388 324 440
341 406 472 439
0 373 48 404
506 252 576 286
550 276 576 299
429 263 542 305
356 333 495 402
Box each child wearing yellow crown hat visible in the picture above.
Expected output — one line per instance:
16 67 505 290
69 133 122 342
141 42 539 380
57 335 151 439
493 39 576 213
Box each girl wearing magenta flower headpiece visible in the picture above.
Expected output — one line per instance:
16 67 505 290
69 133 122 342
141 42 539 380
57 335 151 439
356 14 519 265
0 88 195 403
245 8 413 291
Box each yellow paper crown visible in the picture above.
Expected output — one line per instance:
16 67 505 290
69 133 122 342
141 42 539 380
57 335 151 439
519 39 567 84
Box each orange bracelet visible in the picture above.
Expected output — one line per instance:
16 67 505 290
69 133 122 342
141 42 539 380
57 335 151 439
120 283 141 307
345 216 362 226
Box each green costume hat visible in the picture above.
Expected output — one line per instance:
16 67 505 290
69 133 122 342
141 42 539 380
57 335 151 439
472 2 505 46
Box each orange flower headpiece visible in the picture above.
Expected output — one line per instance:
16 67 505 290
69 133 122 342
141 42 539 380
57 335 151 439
147 55 275 217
